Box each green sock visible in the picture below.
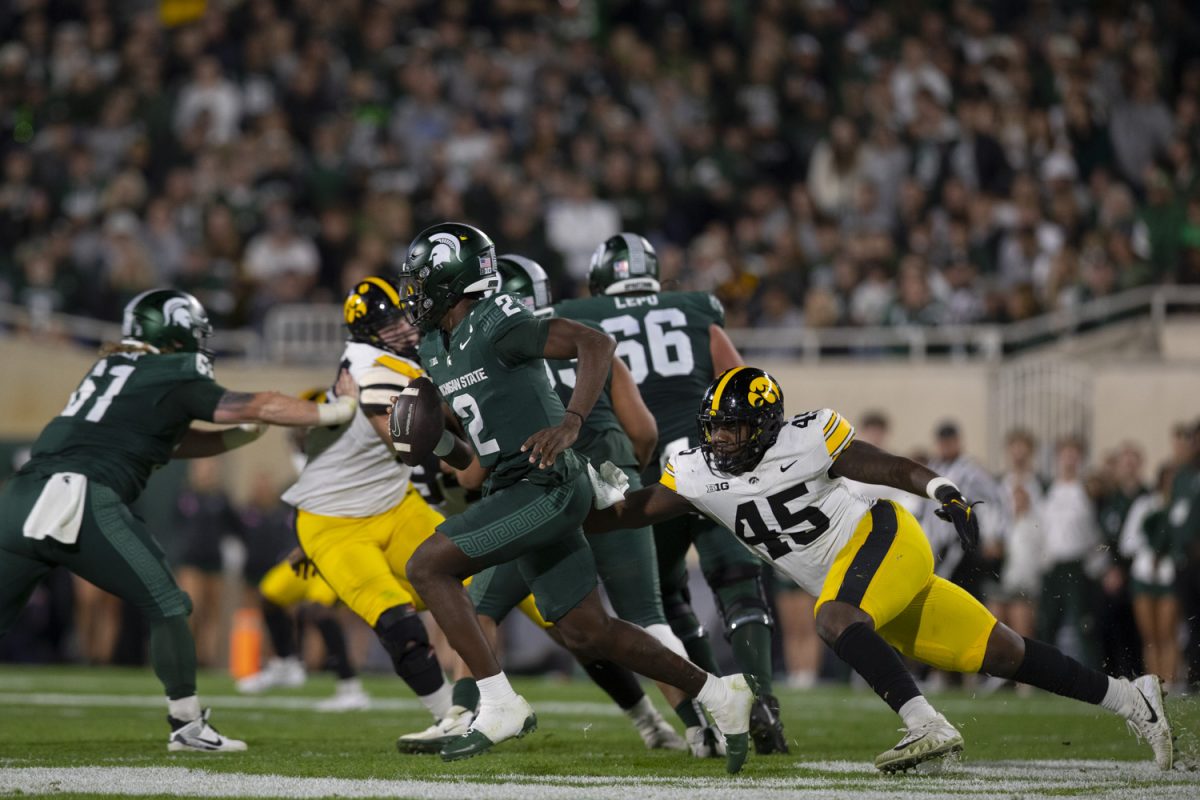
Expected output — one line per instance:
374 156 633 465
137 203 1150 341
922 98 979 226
682 633 720 675
729 622 774 693
452 677 479 711
150 615 197 700
673 698 704 729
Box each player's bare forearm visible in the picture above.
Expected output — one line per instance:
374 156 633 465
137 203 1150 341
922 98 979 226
584 483 693 534
609 356 657 469
829 440 938 496
442 432 475 471
542 318 616 420
709 324 744 374
213 370 358 427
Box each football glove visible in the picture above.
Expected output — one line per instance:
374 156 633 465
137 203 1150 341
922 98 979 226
932 484 983 551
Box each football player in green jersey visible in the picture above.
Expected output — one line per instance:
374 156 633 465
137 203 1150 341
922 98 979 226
397 222 753 772
0 289 359 752
554 233 787 754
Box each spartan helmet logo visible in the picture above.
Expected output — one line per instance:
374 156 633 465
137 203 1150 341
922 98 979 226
747 376 779 408
162 297 195 328
428 232 462 269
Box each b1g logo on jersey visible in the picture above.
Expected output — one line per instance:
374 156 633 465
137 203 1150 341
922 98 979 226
706 481 729 493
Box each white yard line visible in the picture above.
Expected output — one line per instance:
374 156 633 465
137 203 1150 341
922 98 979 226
0 764 1195 800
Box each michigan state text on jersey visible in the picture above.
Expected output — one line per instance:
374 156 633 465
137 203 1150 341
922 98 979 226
396 222 754 771
590 366 1175 775
0 289 355 753
555 233 788 755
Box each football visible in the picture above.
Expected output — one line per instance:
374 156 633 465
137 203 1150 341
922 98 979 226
388 376 445 466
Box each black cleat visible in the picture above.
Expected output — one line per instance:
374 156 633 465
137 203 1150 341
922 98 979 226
749 693 789 755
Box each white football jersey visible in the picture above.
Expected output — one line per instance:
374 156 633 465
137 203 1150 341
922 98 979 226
663 409 874 596
281 342 420 518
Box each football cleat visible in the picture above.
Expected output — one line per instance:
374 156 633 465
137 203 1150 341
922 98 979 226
235 657 305 694
1128 674 1173 770
685 724 726 758
700 673 754 774
629 704 687 751
749 693 789 755
397 705 474 754
167 708 247 752
439 695 536 761
875 715 963 773
314 678 371 712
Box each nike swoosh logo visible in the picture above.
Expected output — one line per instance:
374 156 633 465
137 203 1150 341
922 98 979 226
896 733 926 750
1139 691 1159 724
459 325 474 350
780 461 797 472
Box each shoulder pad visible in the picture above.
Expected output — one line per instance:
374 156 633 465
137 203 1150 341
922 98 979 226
359 364 416 408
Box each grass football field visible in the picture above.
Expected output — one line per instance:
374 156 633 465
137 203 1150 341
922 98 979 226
0 665 1198 799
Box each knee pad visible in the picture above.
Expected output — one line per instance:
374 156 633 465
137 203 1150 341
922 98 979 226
374 605 442 694
708 564 773 635
663 587 707 643
644 623 688 659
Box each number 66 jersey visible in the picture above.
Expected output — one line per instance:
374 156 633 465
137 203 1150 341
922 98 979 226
660 409 874 595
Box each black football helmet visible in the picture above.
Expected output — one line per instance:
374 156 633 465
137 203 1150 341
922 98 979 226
397 222 500 333
343 276 418 356
588 233 660 296
698 367 786 474
497 254 553 316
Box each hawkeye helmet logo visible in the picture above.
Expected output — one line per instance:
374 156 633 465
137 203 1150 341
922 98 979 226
429 232 463 269
343 288 370 323
747 376 779 407
163 297 197 328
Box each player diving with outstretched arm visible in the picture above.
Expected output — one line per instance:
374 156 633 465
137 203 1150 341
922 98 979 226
395 222 754 773
0 289 359 752
587 366 1175 773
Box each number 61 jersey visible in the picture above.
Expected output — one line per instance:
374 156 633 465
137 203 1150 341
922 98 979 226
660 409 874 596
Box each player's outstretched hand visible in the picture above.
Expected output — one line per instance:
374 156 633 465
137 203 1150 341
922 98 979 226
933 485 982 551
334 366 359 400
522 412 582 469
288 546 317 579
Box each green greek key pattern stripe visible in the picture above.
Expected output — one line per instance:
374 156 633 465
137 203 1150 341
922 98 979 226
89 486 188 617
454 483 571 558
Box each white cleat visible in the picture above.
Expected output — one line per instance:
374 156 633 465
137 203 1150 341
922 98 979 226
875 714 963 773
396 705 474 754
1128 674 1173 771
685 724 726 758
167 709 247 752
314 679 371 712
700 674 753 773
630 705 687 751
235 657 306 694
440 695 537 761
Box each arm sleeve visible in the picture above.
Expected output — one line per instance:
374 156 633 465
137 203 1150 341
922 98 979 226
659 458 678 492
819 409 855 463
492 312 551 366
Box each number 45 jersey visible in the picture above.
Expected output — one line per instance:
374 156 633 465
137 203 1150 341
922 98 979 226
555 291 723 460
661 409 874 596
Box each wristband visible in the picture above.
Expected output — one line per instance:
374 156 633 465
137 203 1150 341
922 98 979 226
926 476 957 500
433 430 456 458
565 409 584 424
316 395 357 426
220 423 267 450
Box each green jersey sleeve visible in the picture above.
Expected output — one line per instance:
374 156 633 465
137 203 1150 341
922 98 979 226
162 378 227 422
488 299 551 366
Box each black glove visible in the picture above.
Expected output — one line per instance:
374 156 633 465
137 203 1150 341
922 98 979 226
933 484 982 551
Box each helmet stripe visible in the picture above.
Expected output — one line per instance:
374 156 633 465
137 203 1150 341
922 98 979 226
363 276 401 305
619 232 646 276
710 366 746 412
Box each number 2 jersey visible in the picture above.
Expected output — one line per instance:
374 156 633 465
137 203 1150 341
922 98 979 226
281 342 420 518
22 351 226 504
661 409 874 595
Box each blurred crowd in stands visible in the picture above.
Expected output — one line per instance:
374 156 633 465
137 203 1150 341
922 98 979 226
3 0 1200 334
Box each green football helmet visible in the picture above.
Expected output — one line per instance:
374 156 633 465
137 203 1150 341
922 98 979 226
397 222 500 334
121 288 213 355
497 254 553 317
587 233 660 296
